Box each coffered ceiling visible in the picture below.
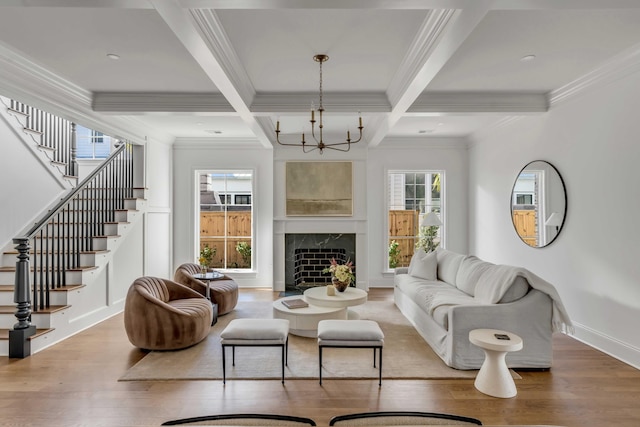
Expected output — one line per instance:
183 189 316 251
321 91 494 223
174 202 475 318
1 0 639 148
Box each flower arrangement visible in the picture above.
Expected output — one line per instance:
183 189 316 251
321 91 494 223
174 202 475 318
199 244 215 271
323 257 355 286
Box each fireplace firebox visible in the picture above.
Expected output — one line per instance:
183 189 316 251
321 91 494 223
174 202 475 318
285 233 355 291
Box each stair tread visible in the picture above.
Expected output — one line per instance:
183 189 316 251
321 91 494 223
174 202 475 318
0 284 85 292
0 305 69 314
0 266 98 272
0 328 55 340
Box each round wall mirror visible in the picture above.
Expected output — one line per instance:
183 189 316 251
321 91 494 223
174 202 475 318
510 160 567 248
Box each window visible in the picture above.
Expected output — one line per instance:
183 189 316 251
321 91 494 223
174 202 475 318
235 194 251 205
91 130 104 144
387 171 444 269
198 171 253 270
75 125 112 159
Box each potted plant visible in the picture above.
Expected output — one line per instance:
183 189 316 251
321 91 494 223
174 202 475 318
199 244 215 273
235 241 251 268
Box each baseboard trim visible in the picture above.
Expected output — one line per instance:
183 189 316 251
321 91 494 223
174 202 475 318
571 322 640 370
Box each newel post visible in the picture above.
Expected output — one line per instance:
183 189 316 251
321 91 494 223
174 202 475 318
9 237 36 358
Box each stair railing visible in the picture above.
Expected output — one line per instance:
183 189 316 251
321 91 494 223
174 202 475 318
8 99 77 177
9 141 135 358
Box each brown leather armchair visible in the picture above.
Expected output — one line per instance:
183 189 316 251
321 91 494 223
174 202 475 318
174 263 239 316
124 276 213 350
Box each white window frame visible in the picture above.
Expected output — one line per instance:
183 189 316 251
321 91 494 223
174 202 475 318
386 169 445 272
196 169 254 272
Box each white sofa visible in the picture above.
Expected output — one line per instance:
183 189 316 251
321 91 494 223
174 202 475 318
394 248 572 370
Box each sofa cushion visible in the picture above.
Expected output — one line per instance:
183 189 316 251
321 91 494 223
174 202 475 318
408 248 426 271
498 275 530 303
436 248 466 285
413 286 476 330
408 250 437 281
455 256 494 296
475 264 531 304
395 274 449 300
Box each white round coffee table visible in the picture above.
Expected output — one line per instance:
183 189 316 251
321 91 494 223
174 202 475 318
272 296 347 338
303 286 368 309
469 329 523 398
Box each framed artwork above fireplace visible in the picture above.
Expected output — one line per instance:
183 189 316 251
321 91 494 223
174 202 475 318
285 161 353 216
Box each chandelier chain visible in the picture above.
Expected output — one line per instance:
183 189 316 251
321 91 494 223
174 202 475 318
319 58 323 110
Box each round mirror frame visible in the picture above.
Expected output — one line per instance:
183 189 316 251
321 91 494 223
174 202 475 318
510 160 567 248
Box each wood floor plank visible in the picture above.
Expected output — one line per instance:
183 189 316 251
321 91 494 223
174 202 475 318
0 288 638 426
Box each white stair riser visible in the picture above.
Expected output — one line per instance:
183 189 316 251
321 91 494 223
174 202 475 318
0 310 67 329
0 269 86 284
0 290 68 306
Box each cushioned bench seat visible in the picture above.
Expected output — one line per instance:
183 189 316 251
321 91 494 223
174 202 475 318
220 318 290 384
318 319 384 386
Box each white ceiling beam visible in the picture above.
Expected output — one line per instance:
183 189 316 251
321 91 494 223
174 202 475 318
93 92 234 113
409 92 548 113
150 0 272 148
251 92 391 113
5 0 639 9
367 5 489 147
178 0 640 10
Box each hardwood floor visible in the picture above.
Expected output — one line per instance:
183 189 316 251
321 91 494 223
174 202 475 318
1 288 638 426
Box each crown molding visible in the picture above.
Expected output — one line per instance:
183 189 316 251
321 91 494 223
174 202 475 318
92 92 233 113
550 42 640 107
467 115 525 147
409 91 548 113
387 9 456 108
0 42 171 144
189 9 256 106
378 135 469 149
173 137 265 149
251 92 391 113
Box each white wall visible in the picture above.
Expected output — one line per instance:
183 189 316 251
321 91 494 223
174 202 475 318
144 139 173 278
468 70 640 368
367 140 469 287
172 141 274 287
0 109 67 249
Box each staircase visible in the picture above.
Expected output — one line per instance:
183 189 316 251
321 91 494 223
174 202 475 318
0 190 146 356
0 97 146 357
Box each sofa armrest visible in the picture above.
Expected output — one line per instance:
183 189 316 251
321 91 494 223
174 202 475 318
448 289 553 340
395 267 409 275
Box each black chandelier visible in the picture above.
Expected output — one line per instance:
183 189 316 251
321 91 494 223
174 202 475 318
275 54 364 154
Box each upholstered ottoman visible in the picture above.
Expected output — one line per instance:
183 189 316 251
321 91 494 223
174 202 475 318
317 319 384 386
220 318 290 384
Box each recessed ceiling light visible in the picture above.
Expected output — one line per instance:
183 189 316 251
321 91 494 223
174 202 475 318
520 54 536 62
106 53 120 60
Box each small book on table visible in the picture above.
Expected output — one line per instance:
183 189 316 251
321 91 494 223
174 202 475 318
282 298 309 309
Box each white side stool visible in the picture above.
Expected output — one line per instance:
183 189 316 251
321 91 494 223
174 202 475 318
220 318 290 384
317 319 384 386
469 329 523 398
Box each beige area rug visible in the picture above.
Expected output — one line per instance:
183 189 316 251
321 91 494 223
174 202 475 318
120 300 520 381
